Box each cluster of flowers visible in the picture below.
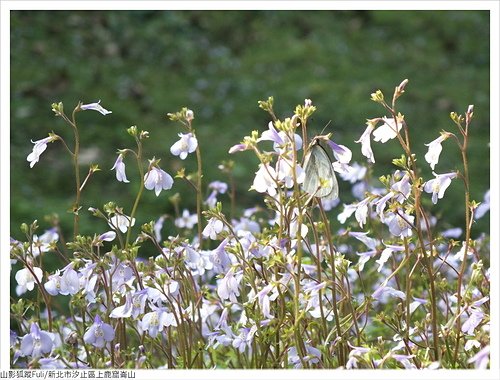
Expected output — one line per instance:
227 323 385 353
10 84 490 370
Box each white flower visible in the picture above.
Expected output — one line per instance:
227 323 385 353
111 154 129 183
423 172 457 204
385 211 414 237
202 217 224 240
108 214 136 233
15 267 43 296
424 134 449 170
355 121 376 163
175 209 198 229
144 166 174 196
170 133 198 160
217 269 240 303
27 136 56 168
372 115 404 143
252 164 277 196
80 100 112 115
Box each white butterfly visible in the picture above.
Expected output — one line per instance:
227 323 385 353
302 136 338 200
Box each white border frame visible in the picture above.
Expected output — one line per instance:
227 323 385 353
1 2 498 379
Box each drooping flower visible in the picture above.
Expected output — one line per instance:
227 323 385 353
252 164 277 196
372 115 404 143
424 133 449 170
376 244 405 272
423 172 457 204
83 315 115 348
385 211 414 237
170 132 198 160
461 307 484 335
80 100 112 115
27 136 57 168
467 345 489 369
355 120 376 163
258 121 302 154
327 140 352 164
288 343 322 369
15 266 43 296
111 154 129 183
108 214 135 233
20 323 54 358
474 189 490 220
217 268 241 303
144 165 174 196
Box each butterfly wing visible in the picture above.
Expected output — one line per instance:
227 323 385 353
302 141 338 200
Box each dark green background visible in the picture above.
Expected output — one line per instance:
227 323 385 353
10 10 490 240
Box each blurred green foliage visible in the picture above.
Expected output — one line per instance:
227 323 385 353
11 10 490 240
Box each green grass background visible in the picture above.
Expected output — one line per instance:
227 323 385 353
10 10 490 240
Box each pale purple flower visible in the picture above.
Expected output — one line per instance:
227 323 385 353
425 134 449 170
372 284 406 301
217 269 241 303
184 246 213 276
111 154 129 183
442 227 462 239
337 203 357 224
203 217 224 240
228 143 247 154
232 325 258 353
252 164 277 196
98 231 116 242
15 266 43 296
346 343 371 369
27 136 56 168
110 289 148 319
374 191 394 221
354 197 371 228
391 173 411 203
276 157 305 188
154 216 165 241
462 308 484 335
467 345 489 369
83 315 115 348
44 264 80 296
170 132 198 160
339 162 367 183
80 100 112 115
327 140 352 164
424 172 457 204
372 116 404 143
376 244 405 272
355 121 376 163
210 239 232 274
206 180 228 207
20 323 54 358
392 354 416 369
30 228 59 257
385 211 414 237
175 209 198 229
108 214 135 233
356 250 378 271
474 189 490 219
144 166 174 196
259 121 302 154
288 344 322 368
141 307 176 338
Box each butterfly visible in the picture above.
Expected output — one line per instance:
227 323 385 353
301 136 338 201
